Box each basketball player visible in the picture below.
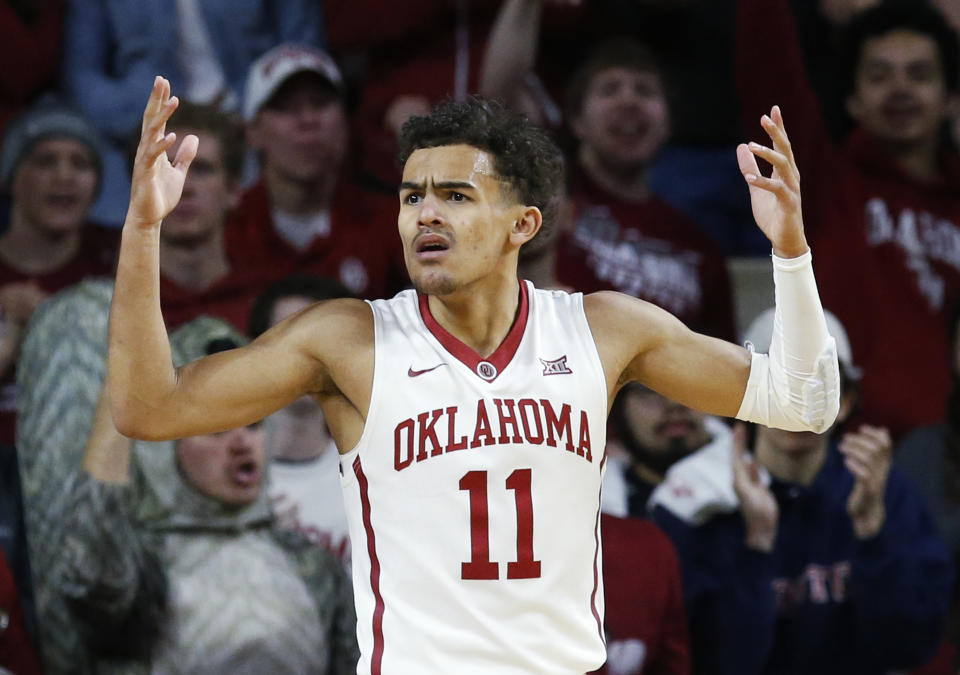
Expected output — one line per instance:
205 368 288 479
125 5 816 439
107 76 839 673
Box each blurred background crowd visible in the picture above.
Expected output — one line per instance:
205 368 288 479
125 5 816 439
2 0 960 672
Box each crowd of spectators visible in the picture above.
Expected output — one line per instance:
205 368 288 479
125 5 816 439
2 0 960 672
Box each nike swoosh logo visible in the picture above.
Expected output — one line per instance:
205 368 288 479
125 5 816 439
408 364 447 377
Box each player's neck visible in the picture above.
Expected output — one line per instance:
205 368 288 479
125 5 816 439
263 164 336 215
754 435 828 487
159 228 230 291
578 147 650 203
427 273 522 358
0 213 81 275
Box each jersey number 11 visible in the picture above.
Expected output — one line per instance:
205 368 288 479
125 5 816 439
459 469 542 580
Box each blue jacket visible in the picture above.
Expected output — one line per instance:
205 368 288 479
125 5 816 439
652 444 952 674
61 0 325 141
59 0 326 225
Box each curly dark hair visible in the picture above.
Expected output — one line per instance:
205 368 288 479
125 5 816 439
396 97 566 242
842 1 959 96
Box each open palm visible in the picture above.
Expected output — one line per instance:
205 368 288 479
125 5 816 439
127 77 198 229
737 106 807 259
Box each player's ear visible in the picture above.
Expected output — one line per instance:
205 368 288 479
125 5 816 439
510 206 542 247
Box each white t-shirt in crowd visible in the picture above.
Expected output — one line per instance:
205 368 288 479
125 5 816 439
269 441 351 569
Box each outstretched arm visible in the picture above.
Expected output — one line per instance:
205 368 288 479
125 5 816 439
108 78 368 442
589 106 839 432
108 75 196 438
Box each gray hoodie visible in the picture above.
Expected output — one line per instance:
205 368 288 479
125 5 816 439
18 280 358 674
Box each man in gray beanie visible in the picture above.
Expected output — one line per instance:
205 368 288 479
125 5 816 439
0 101 117 446
0 104 104 191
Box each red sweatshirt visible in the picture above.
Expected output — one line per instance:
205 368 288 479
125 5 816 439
0 547 41 675
557 174 737 341
159 265 266 333
736 0 960 437
591 514 691 675
0 0 63 138
225 178 405 300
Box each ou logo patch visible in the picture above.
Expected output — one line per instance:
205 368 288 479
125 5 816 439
476 361 498 381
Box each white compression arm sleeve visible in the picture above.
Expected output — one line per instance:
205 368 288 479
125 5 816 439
735 250 840 433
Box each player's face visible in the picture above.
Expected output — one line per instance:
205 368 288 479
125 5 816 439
176 423 266 506
11 138 97 236
572 67 669 172
398 144 527 296
162 130 239 244
847 30 949 147
620 387 711 458
247 74 349 183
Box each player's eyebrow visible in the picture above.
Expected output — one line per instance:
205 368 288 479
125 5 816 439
398 180 478 193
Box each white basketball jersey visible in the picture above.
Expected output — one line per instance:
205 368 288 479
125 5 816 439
340 281 609 674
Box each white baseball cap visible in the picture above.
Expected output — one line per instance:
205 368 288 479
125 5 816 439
742 307 861 381
244 43 344 122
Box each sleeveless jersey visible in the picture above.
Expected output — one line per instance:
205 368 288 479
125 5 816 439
340 280 609 674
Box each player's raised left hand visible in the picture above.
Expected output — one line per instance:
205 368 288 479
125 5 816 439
126 76 198 230
737 105 808 259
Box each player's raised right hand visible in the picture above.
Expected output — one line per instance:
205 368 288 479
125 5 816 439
126 76 198 230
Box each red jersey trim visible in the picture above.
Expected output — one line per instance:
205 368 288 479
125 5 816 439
590 454 606 645
416 280 530 383
353 457 385 674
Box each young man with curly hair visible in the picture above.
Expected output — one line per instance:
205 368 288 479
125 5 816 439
106 76 838 672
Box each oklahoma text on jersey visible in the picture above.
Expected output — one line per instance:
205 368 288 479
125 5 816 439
393 397 594 471
340 281 609 674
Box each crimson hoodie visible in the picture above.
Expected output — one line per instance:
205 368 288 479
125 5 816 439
225 178 405 301
557 174 737 342
737 0 960 438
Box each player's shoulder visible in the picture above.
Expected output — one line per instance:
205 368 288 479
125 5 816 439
303 296 372 330
583 290 684 337
301 296 374 319
269 297 374 350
